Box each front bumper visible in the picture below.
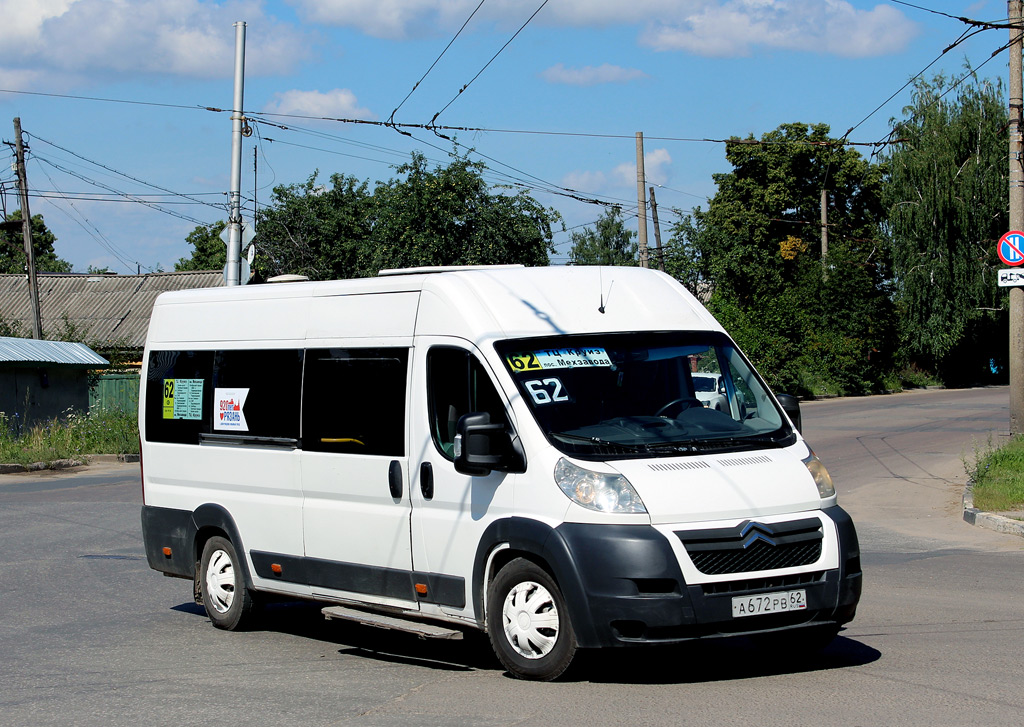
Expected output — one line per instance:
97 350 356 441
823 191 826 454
554 505 861 648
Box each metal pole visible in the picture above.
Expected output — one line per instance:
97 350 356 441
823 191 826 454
225 21 246 286
635 132 649 268
1010 1 1024 434
12 117 43 339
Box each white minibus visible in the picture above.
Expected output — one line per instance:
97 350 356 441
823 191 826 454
140 265 861 680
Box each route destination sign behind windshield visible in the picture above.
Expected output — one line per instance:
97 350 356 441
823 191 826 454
506 347 611 371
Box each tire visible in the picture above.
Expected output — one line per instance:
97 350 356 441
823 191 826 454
199 535 256 630
486 558 577 681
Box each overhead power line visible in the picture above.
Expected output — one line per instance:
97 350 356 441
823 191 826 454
427 0 550 127
3 85 904 150
388 0 488 126
888 1 1018 29
27 132 228 212
33 154 212 226
31 159 138 272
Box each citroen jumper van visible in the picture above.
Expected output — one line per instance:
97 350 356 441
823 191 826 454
140 265 861 680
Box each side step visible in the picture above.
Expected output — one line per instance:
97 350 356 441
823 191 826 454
321 605 463 640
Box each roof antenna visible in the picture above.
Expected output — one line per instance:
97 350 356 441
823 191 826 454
598 267 606 313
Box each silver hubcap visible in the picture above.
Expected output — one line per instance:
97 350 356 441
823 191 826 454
205 548 236 614
501 580 560 659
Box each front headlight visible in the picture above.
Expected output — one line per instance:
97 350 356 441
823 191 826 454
802 452 835 499
554 458 647 513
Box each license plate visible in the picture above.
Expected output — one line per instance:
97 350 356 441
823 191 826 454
731 589 807 618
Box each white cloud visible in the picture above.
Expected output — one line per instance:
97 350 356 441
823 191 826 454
288 0 677 38
641 0 918 58
287 0 916 57
561 170 609 193
565 148 672 195
263 89 375 121
540 63 648 87
613 148 672 187
0 0 313 86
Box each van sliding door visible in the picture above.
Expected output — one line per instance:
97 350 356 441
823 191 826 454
300 347 416 608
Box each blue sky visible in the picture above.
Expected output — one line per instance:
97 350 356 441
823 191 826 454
0 1 1010 274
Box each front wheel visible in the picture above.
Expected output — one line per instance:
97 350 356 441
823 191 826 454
199 535 256 630
486 558 577 681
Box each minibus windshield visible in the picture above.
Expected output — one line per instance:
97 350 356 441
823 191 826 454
495 331 794 459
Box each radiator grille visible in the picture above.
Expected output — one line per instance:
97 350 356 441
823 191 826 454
676 517 823 575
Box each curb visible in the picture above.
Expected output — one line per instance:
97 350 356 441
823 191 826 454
0 453 139 474
962 484 1024 538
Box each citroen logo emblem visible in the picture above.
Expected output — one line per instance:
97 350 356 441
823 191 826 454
738 521 778 549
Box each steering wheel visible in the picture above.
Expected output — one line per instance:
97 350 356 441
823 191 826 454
655 397 703 418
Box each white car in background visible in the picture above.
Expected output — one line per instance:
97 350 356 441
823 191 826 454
692 372 729 411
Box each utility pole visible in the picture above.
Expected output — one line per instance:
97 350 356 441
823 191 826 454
1010 0 1024 435
820 188 829 261
225 21 246 287
648 186 666 272
820 187 830 281
12 117 43 340
635 132 649 268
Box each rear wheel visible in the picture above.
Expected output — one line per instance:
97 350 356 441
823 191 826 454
486 558 577 681
199 535 256 630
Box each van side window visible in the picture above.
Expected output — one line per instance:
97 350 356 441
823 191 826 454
303 348 409 456
213 349 303 440
144 350 214 444
428 347 510 459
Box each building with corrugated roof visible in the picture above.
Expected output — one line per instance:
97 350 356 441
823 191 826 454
0 337 109 426
0 271 223 419
0 271 224 352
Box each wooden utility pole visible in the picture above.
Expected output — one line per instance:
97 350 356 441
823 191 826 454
635 132 649 268
649 186 666 272
12 117 43 340
1010 0 1024 435
820 188 829 260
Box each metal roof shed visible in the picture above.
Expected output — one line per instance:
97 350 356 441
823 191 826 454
0 337 109 428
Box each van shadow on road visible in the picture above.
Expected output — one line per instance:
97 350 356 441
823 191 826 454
171 599 880 684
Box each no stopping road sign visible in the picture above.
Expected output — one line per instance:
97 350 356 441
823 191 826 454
998 231 1024 266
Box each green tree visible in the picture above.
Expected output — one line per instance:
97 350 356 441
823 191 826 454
368 152 556 273
176 221 227 272
255 173 373 280
568 207 637 266
668 123 893 394
882 73 1007 384
0 211 72 273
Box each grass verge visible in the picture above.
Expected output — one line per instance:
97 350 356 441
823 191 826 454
0 408 139 466
965 434 1024 512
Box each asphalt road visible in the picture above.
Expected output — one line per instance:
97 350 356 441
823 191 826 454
1 387 1021 727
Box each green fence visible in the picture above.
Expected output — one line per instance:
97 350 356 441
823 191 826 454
89 372 140 413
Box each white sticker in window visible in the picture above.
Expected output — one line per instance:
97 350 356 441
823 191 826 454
214 388 249 431
524 378 570 405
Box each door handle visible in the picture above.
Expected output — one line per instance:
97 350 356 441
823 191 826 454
388 460 403 499
420 461 434 500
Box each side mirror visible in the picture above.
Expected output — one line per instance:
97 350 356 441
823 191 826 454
454 412 526 476
776 393 802 433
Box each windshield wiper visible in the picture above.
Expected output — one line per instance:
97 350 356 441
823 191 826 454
687 434 788 452
550 431 654 452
